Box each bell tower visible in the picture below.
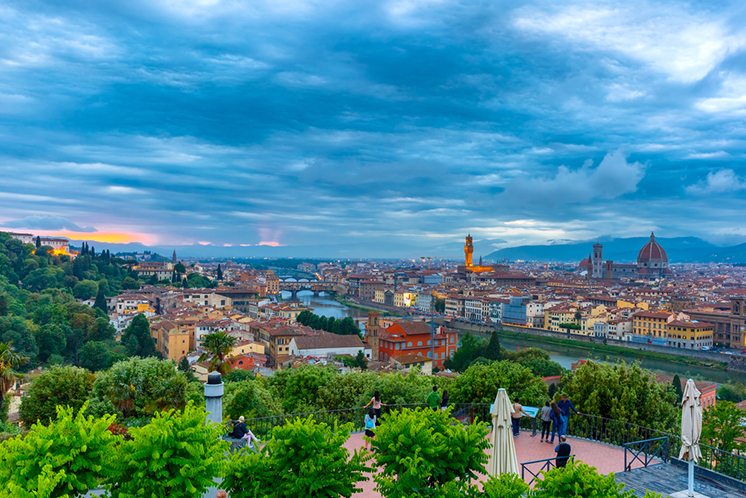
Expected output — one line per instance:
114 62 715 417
464 234 474 268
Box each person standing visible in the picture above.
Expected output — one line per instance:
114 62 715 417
427 385 440 411
554 436 572 468
548 401 562 443
511 400 528 437
364 408 377 449
364 391 383 419
540 401 552 442
440 390 449 411
557 394 579 435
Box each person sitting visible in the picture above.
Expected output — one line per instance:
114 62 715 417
554 436 572 468
231 415 249 439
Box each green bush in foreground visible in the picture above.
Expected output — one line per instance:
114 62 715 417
107 403 227 498
0 404 116 498
223 416 369 498
372 407 490 497
481 473 530 498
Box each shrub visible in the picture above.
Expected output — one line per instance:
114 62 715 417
372 407 490 497
0 405 117 497
451 360 547 406
19 365 95 426
482 473 529 498
532 460 636 497
223 416 368 497
107 403 227 498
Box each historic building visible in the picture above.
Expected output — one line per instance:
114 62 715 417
579 232 671 280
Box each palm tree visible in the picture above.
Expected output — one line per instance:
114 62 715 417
0 341 28 414
198 332 237 374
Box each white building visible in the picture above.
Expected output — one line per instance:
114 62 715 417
288 332 368 360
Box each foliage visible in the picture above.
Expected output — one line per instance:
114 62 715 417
444 334 486 372
718 383 746 403
702 401 746 452
224 379 281 420
451 360 547 407
433 298 445 313
372 407 490 497
107 403 227 498
531 460 638 497
0 405 117 498
222 416 368 498
558 322 581 330
0 340 28 421
19 365 95 426
671 374 683 401
297 310 360 335
79 340 124 372
223 368 255 382
72 280 98 300
482 473 529 498
562 361 677 432
120 314 157 358
184 272 214 288
91 357 194 419
337 350 367 370
93 285 107 313
199 331 237 374
504 348 565 377
268 365 338 413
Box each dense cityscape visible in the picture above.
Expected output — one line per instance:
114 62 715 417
3 0 746 496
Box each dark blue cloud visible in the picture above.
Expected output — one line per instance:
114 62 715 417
1 0 746 256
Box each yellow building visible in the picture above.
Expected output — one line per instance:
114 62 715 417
666 320 714 350
632 311 672 339
394 291 417 308
150 320 191 361
544 305 579 333
230 340 265 357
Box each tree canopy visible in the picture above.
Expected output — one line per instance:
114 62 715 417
297 310 360 335
19 365 95 426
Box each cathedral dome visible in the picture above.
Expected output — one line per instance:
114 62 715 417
637 232 668 265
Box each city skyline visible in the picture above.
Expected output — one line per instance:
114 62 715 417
2 1 746 257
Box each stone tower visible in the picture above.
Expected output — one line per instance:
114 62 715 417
367 312 381 361
464 234 474 268
591 243 603 279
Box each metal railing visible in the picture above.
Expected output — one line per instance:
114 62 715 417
244 405 746 483
521 456 574 485
623 436 669 471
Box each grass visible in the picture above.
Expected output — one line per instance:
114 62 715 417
497 328 729 370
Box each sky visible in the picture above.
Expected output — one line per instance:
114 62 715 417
1 0 746 258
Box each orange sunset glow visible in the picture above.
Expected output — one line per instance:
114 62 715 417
50 231 156 245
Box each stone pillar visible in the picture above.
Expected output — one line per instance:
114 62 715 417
204 371 224 424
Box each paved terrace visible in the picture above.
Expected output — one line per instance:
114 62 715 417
342 430 646 497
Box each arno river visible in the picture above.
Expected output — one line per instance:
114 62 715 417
283 291 742 385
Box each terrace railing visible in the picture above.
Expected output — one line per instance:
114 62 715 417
521 456 574 486
623 436 669 471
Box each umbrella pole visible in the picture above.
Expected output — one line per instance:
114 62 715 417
687 458 694 497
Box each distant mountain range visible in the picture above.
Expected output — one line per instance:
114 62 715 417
486 236 746 263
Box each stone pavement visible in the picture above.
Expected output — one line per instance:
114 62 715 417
344 429 647 497
616 463 746 497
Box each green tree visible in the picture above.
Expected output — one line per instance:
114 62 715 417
199 331 237 374
268 365 337 413
672 374 683 401
217 264 223 281
0 341 28 421
482 473 529 498
224 379 281 420
178 356 191 372
222 416 369 498
19 365 94 426
35 324 67 363
372 407 490 497
451 360 547 407
484 331 502 360
107 404 227 498
121 314 156 357
0 405 117 498
354 349 367 369
93 285 107 313
718 383 746 403
702 401 746 452
444 334 484 372
72 279 98 300
532 460 640 498
562 361 677 432
79 341 119 372
91 357 193 419
433 298 445 313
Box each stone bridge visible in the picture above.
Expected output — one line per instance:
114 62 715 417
279 279 337 298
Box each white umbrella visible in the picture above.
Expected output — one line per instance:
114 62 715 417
678 378 702 497
488 388 519 476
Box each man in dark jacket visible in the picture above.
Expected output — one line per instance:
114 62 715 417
554 436 572 468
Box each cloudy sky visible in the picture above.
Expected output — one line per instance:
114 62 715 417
2 0 746 257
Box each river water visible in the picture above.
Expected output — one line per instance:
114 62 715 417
279 291 368 320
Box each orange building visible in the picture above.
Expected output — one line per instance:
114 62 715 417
376 320 458 368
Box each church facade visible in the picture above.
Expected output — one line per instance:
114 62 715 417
579 233 671 280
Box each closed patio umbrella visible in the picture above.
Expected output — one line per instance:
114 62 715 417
488 388 519 476
678 378 702 497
